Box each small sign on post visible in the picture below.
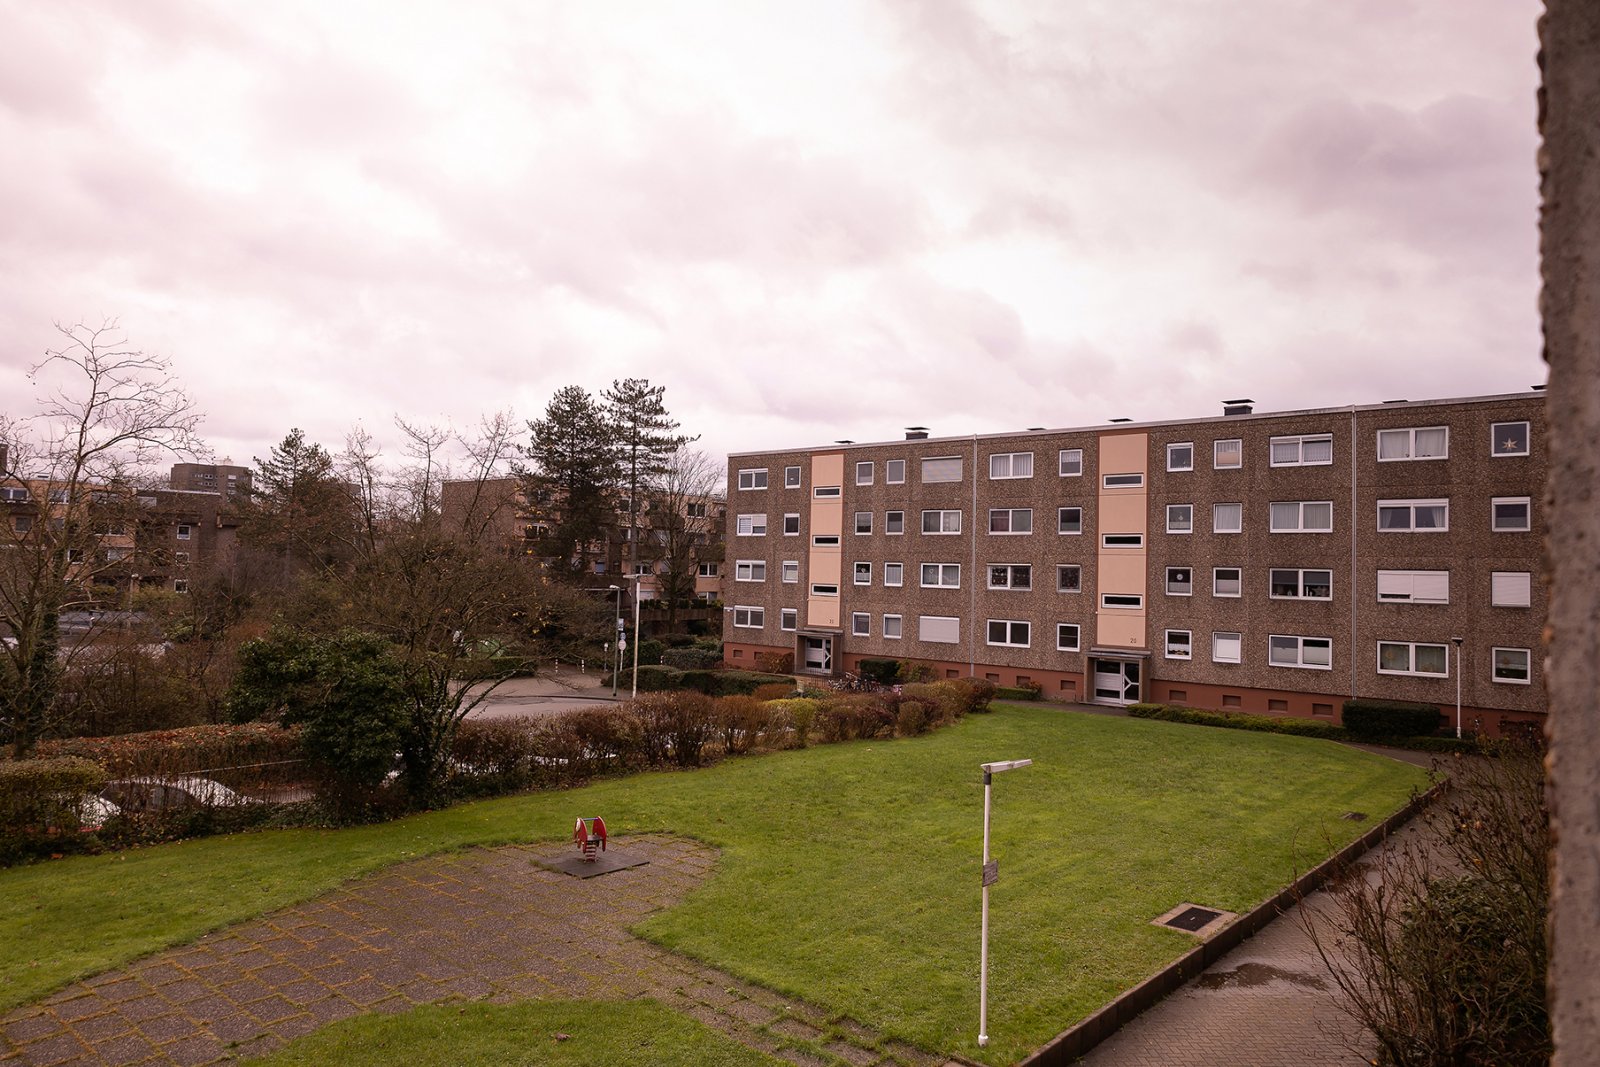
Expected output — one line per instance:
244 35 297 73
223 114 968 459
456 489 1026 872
981 859 999 887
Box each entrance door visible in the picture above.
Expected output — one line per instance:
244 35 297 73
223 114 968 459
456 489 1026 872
1093 659 1141 705
801 636 832 673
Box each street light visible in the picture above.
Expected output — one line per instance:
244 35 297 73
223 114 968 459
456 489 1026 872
607 585 623 697
1452 636 1465 738
629 574 643 700
978 757 1032 1049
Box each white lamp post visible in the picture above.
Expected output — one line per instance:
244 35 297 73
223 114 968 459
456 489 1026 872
630 573 643 699
1452 636 1465 738
979 757 1032 1049
607 585 623 697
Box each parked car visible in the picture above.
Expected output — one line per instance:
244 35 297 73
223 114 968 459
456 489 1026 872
99 776 257 814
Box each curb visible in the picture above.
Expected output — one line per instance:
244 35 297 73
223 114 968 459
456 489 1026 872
1017 781 1444 1066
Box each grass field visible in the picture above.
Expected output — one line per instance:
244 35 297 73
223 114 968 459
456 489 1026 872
0 706 1429 1064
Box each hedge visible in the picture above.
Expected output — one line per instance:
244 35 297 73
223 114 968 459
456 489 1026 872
857 658 902 685
661 647 722 670
1342 699 1444 739
34 723 306 780
605 666 794 697
1128 703 1349 739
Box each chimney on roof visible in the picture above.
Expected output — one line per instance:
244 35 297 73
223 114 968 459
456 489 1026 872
905 426 929 440
1222 398 1254 416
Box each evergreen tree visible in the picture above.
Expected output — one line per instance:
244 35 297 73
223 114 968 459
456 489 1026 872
602 378 696 573
520 387 618 576
241 428 354 580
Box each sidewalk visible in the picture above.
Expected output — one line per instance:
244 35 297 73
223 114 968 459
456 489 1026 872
465 667 623 722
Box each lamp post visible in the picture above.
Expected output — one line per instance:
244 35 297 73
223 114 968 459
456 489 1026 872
1452 636 1465 738
630 574 643 700
978 757 1032 1049
607 585 623 697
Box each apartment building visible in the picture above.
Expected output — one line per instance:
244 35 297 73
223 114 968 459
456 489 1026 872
723 391 1546 736
169 462 253 500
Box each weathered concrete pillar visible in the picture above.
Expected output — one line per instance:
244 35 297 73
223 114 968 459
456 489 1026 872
1541 3 1600 1062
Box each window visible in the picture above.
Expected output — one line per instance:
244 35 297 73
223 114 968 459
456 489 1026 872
1213 568 1242 597
1167 443 1194 471
733 606 765 628
1166 567 1192 596
737 469 769 490
885 511 904 534
1214 439 1242 469
1493 647 1531 684
852 612 870 636
49 489 69 503
1492 421 1530 457
174 551 189 563
784 466 802 488
920 616 960 643
686 502 707 518
883 614 902 639
780 608 797 631
1057 565 1081 593
811 583 839 596
782 513 801 535
988 508 1032 534
886 459 906 484
0 488 29 502
856 461 874 485
1378 499 1449 531
921 456 962 483
1270 434 1333 466
174 579 189 594
1101 533 1143 548
1058 507 1083 534
1102 473 1143 489
1213 503 1242 533
854 562 872 585
1377 570 1450 604
1165 630 1192 660
13 515 32 534
812 535 840 547
1270 568 1332 599
1270 501 1333 533
1378 641 1449 677
1491 571 1532 608
1269 635 1333 670
987 564 1032 590
922 509 962 534
737 514 768 536
1101 593 1143 609
781 560 799 583
1056 623 1081 651
176 525 192 541
813 486 841 499
1378 426 1449 461
989 452 1033 479
855 511 873 535
1492 497 1531 532
1059 449 1083 477
1212 632 1242 663
1166 504 1193 533
921 563 961 588
987 619 1030 647
734 560 766 581
884 562 904 587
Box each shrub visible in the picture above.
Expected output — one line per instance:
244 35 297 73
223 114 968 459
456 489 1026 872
634 639 666 667
954 677 998 714
448 720 542 794
857 658 902 686
566 706 646 773
896 698 933 737
0 757 110 863
628 691 719 767
897 661 936 684
660 633 697 648
452 655 533 681
661 647 722 670
34 723 308 790
902 682 964 725
815 694 896 743
1342 699 1444 739
607 664 685 692
766 698 820 748
995 685 1041 702
753 650 794 675
704 670 794 696
751 682 799 701
1128 702 1349 740
715 696 775 755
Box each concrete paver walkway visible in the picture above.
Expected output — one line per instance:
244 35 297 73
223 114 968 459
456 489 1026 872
0 836 946 1067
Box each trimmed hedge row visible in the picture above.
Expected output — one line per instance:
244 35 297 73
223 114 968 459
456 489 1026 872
33 723 306 780
0 757 111 865
1127 702 1481 753
1341 699 1444 739
604 666 793 697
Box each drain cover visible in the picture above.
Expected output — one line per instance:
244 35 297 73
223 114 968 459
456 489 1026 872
1163 906 1223 932
1341 811 1368 821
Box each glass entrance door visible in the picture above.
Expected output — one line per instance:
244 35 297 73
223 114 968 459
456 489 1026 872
1092 658 1141 705
801 636 832 673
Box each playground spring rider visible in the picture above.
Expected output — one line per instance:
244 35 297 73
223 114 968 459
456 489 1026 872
573 816 607 862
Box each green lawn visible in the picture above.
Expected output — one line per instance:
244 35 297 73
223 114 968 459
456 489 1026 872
0 706 1427 1064
243 1000 786 1067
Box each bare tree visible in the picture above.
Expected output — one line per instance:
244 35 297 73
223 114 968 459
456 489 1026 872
0 321 202 757
650 447 723 629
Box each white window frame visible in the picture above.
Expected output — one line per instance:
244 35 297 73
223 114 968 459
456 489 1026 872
1212 631 1242 663
736 513 767 536
1102 473 1144 489
919 616 960 643
1165 630 1192 660
986 619 1031 648
921 456 963 484
1056 564 1081 593
780 608 797 631
174 579 189 593
1166 504 1193 534
1269 501 1333 533
1377 641 1449 678
1101 533 1143 549
1376 570 1450 604
885 510 905 535
854 561 872 586
1269 568 1333 600
1056 623 1081 652
1058 507 1083 535
921 563 961 588
782 513 801 535
811 583 839 597
173 551 190 563
987 563 1032 590
1166 442 1194 472
781 560 799 584
1213 567 1242 598
1059 448 1083 477
699 562 720 577
1378 426 1450 462
855 511 873 535
1214 439 1242 469
812 534 840 547
989 452 1034 480
1491 571 1532 608
855 461 874 486
737 468 769 490
1101 593 1143 609
852 612 870 637
885 459 907 484
988 508 1033 534
1491 421 1530 458
1213 503 1242 533
922 509 962 534
176 524 192 541
1492 497 1531 532
733 606 765 628
784 465 802 489
734 560 766 582
1269 434 1333 467
883 614 903 639
883 562 904 587
1493 647 1531 685
1378 499 1450 532
1269 635 1333 671
1165 567 1193 597
813 486 841 499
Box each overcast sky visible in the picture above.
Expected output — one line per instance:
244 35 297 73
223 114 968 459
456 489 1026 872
0 0 1545 475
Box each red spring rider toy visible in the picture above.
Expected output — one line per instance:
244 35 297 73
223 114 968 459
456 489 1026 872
573 816 607 862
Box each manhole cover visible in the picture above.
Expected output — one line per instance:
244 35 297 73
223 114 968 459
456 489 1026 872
1163 906 1223 932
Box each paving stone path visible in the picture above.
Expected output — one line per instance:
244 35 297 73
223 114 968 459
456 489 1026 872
0 836 952 1067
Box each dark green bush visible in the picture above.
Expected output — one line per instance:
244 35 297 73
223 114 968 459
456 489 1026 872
606 664 685 692
1128 702 1349 739
995 685 1041 702
858 658 902 685
661 647 722 670
660 633 696 648
452 655 534 681
896 698 933 737
1342 699 1444 739
634 639 666 667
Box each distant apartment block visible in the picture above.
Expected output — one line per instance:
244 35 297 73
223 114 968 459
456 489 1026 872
722 391 1546 736
169 462 252 499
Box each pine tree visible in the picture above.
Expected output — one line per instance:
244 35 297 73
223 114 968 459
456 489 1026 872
242 428 355 580
602 378 696 575
521 387 618 576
